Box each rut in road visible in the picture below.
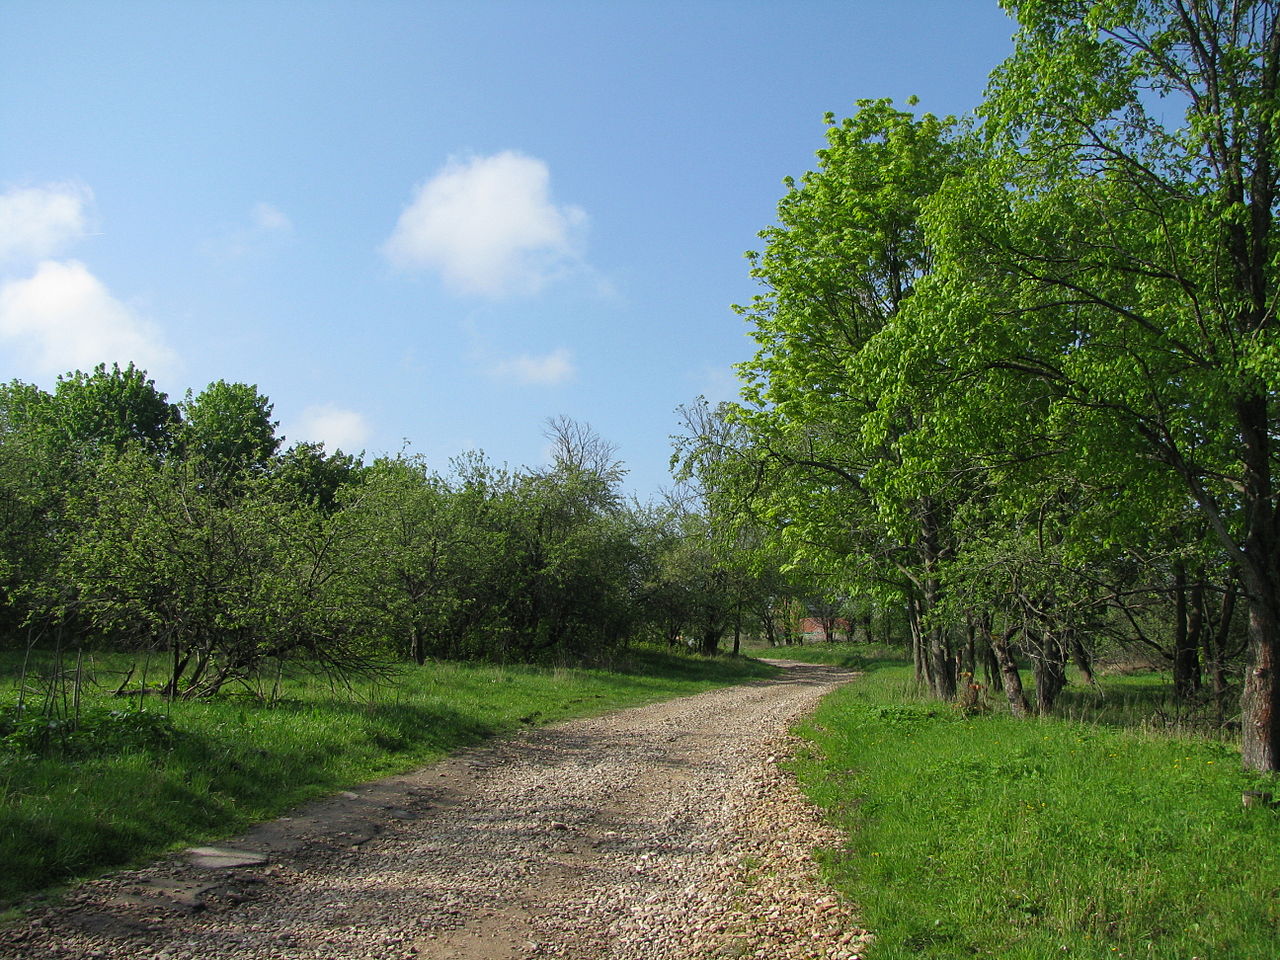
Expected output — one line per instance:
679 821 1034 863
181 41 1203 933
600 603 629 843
0 659 872 960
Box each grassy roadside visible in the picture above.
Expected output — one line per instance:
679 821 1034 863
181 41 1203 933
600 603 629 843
776 646 1280 959
0 646 775 909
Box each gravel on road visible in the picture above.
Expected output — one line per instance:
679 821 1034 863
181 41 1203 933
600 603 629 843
0 659 872 960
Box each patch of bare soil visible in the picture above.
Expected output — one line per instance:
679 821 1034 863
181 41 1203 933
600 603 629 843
0 660 871 960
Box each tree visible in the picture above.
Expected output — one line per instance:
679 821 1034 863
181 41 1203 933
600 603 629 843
716 100 969 697
179 380 280 479
544 415 626 492
47 363 177 462
61 448 378 697
0 383 58 638
337 456 483 664
902 0 1280 769
269 441 363 512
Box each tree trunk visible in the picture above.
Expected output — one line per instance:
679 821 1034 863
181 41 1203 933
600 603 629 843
1184 576 1205 693
927 625 955 700
699 626 723 656
1241 597 1280 770
983 642 1002 692
960 618 977 682
1230 393 1280 771
990 626 1030 718
920 501 956 700
907 599 925 684
1031 630 1067 716
1172 562 1202 699
1205 579 1236 720
165 642 190 701
1068 630 1095 686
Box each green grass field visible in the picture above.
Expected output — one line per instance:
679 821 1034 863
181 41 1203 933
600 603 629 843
0 645 775 909
782 649 1280 959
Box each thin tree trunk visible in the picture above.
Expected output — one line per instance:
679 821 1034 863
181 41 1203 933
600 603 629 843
1185 576 1205 693
1031 630 1068 716
983 642 1002 692
1206 579 1236 720
1068 630 1095 686
990 626 1030 718
1172 562 1202 699
1232 393 1280 770
907 599 925 684
961 618 977 682
919 501 955 700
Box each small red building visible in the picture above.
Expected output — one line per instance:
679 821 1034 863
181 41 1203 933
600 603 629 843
799 617 850 642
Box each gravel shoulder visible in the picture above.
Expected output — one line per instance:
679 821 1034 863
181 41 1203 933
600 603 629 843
0 659 871 960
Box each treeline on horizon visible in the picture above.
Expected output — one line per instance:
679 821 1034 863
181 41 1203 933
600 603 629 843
675 1 1280 772
0 362 834 701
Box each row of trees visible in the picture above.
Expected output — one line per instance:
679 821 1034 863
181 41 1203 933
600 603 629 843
0 364 831 699
679 1 1280 771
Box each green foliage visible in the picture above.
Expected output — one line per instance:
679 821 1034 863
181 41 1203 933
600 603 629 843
338 454 489 663
795 662 1280 959
707 99 975 698
268 440 363 512
700 2 1280 766
47 363 178 461
0 362 764 692
179 380 280 478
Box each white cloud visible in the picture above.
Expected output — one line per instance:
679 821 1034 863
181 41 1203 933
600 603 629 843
0 182 93 262
296 404 370 452
203 202 293 260
0 259 178 380
489 347 575 386
383 151 586 297
251 202 291 233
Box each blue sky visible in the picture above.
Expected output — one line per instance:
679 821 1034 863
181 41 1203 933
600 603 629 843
0 1 1016 498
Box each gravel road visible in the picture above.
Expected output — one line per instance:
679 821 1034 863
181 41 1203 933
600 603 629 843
0 660 871 960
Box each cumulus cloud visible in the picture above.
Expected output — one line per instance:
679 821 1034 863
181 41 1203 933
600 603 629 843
203 201 293 260
0 182 93 262
296 404 370 452
251 202 291 233
489 347 575 386
383 151 586 297
0 259 178 379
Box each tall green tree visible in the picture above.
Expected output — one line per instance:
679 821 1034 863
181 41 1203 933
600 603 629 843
47 363 177 461
179 380 280 478
269 441 363 512
722 100 969 697
900 0 1280 768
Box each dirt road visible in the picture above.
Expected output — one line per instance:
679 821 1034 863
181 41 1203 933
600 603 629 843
0 660 870 960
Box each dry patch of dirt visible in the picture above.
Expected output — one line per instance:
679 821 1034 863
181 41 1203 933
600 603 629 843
0 660 871 960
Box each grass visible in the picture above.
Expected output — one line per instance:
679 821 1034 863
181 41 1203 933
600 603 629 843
790 656 1280 959
0 644 776 909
